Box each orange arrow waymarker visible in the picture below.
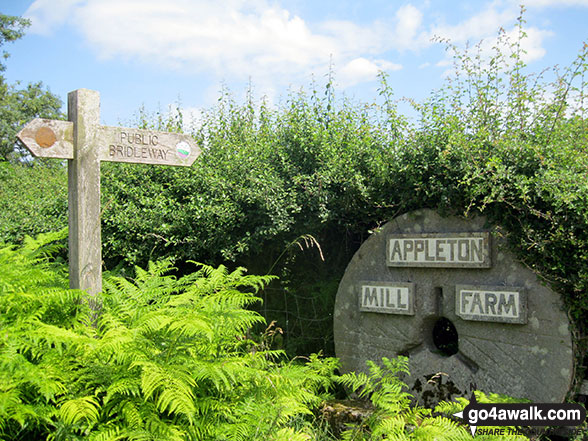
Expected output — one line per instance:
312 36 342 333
16 118 74 159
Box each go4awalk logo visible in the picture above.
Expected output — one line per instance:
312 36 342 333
453 394 586 437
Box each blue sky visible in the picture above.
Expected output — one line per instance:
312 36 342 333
3 0 588 127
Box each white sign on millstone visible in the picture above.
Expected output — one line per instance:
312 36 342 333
359 282 415 315
387 232 491 268
16 89 201 305
456 285 527 324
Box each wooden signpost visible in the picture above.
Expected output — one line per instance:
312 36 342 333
16 89 201 304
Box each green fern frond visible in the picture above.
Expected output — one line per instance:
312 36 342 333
58 396 100 426
104 378 141 403
30 322 94 353
338 371 374 397
434 398 468 415
271 427 311 441
1 244 337 441
143 413 186 441
474 390 530 404
120 401 143 429
165 312 213 340
0 388 23 420
135 312 174 335
409 416 470 441
186 261 277 294
87 426 123 441
192 359 243 391
370 415 405 438
370 382 411 413
137 362 196 421
20 228 68 261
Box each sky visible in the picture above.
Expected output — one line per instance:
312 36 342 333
2 0 588 127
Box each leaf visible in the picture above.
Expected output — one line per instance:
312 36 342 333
59 396 100 426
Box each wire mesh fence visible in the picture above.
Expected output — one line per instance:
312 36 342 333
259 284 336 356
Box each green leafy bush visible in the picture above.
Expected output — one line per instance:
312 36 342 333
0 161 67 245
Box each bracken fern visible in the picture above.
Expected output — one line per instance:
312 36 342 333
0 233 340 440
337 358 528 440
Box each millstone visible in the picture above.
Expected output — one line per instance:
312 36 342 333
334 209 574 403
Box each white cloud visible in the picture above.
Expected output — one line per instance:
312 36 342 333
339 57 402 87
24 0 85 35
23 0 556 91
27 0 349 82
429 2 553 75
25 0 417 89
394 4 426 50
429 3 518 44
525 0 588 7
319 4 427 54
506 26 552 63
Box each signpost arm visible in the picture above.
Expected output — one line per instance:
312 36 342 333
68 89 102 305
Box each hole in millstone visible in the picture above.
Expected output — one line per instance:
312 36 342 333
432 317 459 356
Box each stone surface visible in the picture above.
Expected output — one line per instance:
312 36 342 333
334 209 574 403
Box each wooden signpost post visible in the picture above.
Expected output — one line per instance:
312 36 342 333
16 89 201 305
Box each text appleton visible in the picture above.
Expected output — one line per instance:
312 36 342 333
389 237 486 264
